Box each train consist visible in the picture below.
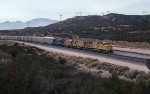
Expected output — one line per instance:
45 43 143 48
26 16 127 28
0 36 113 53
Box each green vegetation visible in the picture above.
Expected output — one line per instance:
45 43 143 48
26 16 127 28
0 42 150 94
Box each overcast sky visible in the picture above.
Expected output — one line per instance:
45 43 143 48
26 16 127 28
0 0 150 22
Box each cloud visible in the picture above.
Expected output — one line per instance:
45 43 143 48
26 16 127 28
0 0 149 22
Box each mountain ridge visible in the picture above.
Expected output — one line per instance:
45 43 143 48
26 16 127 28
0 13 150 42
0 18 58 30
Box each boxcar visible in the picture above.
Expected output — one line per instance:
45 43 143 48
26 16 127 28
36 37 45 43
53 38 65 46
20 36 25 41
22 36 27 41
0 36 6 40
26 36 32 42
31 37 38 43
43 37 55 45
15 36 18 40
16 36 20 41
9 36 13 40
0 36 5 40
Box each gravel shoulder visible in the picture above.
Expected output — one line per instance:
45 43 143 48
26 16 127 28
113 46 150 55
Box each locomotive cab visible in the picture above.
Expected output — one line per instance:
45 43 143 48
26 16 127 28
102 42 113 53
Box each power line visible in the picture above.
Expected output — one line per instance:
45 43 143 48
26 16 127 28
75 12 78 16
142 11 148 15
79 12 82 16
75 12 83 16
101 12 105 16
106 10 110 14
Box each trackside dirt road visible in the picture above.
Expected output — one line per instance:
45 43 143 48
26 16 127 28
16 41 150 72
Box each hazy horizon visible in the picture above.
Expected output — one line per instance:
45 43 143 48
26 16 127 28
0 18 58 23
0 0 150 22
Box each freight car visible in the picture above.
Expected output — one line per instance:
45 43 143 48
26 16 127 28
53 38 65 46
0 36 113 53
43 37 55 45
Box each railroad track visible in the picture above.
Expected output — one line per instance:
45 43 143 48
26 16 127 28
114 49 150 56
13 41 150 64
48 44 149 64
11 41 150 72
85 49 148 63
109 53 148 63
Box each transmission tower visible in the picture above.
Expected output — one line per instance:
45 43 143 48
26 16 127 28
101 12 105 16
60 14 63 21
79 12 82 16
142 11 148 15
106 10 110 14
75 12 79 16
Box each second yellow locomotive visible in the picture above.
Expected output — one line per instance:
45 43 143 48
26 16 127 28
63 39 113 53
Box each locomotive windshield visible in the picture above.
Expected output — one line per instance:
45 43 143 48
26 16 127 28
103 42 112 45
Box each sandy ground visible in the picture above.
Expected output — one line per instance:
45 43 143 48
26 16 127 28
16 41 150 72
113 46 150 55
114 51 150 59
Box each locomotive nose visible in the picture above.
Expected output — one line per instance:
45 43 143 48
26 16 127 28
104 45 113 52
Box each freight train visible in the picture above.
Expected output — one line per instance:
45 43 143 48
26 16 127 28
0 36 113 53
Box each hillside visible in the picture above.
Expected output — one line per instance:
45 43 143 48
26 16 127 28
0 18 58 30
0 41 150 94
0 13 150 42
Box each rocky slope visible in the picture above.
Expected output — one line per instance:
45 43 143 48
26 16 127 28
0 13 150 42
0 41 150 94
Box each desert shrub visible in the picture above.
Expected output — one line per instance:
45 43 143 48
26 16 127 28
97 62 112 70
123 70 138 79
84 58 99 65
9 48 19 58
1 43 150 94
14 42 19 46
136 73 147 81
58 57 67 64
87 61 99 68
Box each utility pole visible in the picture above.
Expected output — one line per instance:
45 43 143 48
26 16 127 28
101 12 105 16
106 10 110 14
142 11 148 18
142 11 148 15
60 14 63 21
76 12 78 16
79 12 82 16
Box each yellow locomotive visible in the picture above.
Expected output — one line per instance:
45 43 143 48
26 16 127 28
64 39 113 53
0 36 113 53
96 42 113 52
72 40 85 48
